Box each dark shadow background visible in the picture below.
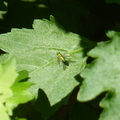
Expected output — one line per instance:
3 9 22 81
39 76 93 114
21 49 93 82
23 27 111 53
1 0 120 40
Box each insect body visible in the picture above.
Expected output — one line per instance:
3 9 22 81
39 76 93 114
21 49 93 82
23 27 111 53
57 52 71 70
57 52 66 62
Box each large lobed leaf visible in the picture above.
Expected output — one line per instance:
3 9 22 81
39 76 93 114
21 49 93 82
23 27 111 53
78 31 120 120
0 16 95 118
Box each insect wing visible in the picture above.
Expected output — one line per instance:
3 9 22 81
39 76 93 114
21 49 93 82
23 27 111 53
57 56 67 70
63 62 67 70
57 56 63 66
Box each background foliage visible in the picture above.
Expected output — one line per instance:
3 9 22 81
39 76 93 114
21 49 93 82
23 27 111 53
0 0 120 120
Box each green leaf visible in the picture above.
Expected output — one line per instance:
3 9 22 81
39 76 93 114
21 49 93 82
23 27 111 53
0 103 10 120
0 16 95 118
6 70 34 116
0 0 7 20
78 31 120 120
0 57 18 120
0 57 18 103
0 57 34 120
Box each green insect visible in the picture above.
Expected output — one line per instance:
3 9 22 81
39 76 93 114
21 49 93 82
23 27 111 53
57 52 74 70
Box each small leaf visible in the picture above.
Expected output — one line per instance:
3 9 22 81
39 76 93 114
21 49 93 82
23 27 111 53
0 57 18 103
0 57 34 119
0 57 18 120
6 70 34 116
0 103 10 120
